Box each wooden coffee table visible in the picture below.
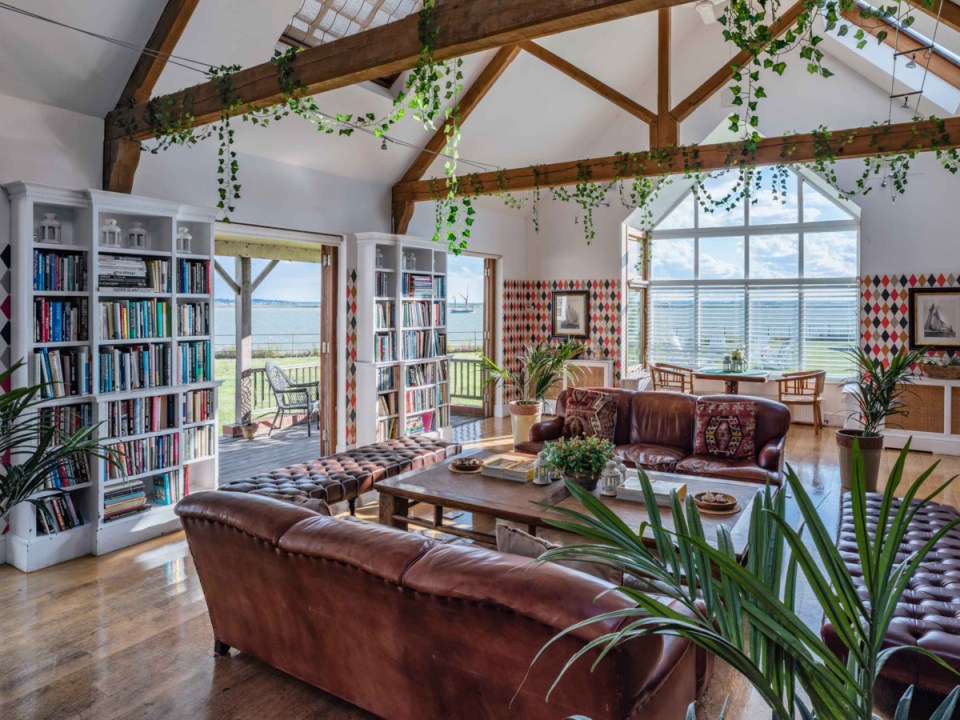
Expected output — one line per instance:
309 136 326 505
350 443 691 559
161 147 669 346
377 449 761 558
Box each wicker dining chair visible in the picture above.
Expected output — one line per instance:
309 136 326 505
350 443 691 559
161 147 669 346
776 370 827 433
264 362 321 437
650 363 695 394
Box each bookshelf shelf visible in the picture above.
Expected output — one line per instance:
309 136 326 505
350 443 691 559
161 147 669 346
4 182 219 572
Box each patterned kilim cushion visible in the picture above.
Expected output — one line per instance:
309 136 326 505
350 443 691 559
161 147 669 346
693 399 757 459
562 389 618 442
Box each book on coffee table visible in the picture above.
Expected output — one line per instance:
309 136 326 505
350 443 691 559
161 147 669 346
480 454 536 483
616 470 687 506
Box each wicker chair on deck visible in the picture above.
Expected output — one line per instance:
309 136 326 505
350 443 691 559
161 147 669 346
264 362 321 437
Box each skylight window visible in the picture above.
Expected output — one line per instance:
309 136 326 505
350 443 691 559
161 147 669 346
280 0 422 48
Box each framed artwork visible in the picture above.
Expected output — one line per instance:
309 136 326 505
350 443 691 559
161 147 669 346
909 287 960 349
552 290 590 339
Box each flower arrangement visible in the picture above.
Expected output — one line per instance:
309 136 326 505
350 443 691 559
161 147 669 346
541 435 614 490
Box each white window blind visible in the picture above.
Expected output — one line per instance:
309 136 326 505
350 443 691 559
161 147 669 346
748 285 800 371
698 286 745 366
802 284 859 376
649 286 696 366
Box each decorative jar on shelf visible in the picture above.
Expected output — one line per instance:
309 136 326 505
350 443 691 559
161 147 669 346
722 355 731 372
100 218 122 248
375 247 384 269
403 250 416 270
127 221 147 249
176 225 193 253
38 213 61 244
599 460 620 497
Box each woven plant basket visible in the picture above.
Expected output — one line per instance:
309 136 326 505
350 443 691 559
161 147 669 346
922 363 960 379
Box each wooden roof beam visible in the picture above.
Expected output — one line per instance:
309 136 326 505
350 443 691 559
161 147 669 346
103 0 199 193
519 41 657 124
107 0 689 142
671 1 805 123
655 7 677 146
392 116 960 201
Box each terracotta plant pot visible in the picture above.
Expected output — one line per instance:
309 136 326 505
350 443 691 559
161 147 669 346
836 429 884 492
509 401 542 447
241 424 259 441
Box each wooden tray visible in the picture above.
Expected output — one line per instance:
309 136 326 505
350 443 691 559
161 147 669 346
695 502 741 517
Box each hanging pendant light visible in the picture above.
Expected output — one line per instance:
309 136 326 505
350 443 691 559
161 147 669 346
906 53 918 69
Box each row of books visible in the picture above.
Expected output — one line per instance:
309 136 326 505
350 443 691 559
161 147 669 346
405 387 436 414
375 301 394 329
375 271 393 298
402 301 431 327
106 432 179 480
433 301 445 326
177 259 210 294
184 425 215 462
99 255 170 292
177 302 210 337
34 347 91 398
179 341 211 384
40 404 92 436
103 481 148 523
99 299 170 340
183 388 214 424
99 344 172 393
34 298 88 343
42 456 90 489
104 395 177 438
377 366 396 392
36 494 84 535
406 363 435 387
34 249 87 292
403 273 433 299
437 405 449 429
376 417 398 442
403 330 447 359
405 411 433 435
377 393 398 418
153 471 184 505
375 334 395 363
434 276 446 298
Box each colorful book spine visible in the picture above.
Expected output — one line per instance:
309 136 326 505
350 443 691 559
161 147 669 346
34 249 87 292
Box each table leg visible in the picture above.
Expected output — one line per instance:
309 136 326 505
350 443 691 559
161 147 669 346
724 380 739 394
378 493 409 531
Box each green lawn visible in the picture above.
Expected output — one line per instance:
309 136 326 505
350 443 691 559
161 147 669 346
215 356 317 434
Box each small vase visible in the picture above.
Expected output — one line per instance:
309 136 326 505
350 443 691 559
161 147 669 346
564 472 600 492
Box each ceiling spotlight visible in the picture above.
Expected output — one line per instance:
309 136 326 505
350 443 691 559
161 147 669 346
902 96 910 108
381 137 388 151
906 53 917 69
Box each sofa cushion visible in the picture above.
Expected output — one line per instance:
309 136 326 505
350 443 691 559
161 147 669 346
629 391 698 449
675 455 777 484
617 443 686 472
693 398 757 460
562 389 619 441
495 523 620 584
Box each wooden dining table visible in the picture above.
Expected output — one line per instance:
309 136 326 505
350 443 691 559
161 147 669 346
695 368 771 394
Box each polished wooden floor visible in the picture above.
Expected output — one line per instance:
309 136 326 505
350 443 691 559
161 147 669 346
2 420 959 720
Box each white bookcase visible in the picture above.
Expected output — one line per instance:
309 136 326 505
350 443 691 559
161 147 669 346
3 182 219 571
352 233 451 446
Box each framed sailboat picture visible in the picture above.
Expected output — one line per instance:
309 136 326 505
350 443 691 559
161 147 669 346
909 287 960 349
552 290 590 339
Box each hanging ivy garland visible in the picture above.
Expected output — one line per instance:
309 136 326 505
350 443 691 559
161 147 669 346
115 0 960 248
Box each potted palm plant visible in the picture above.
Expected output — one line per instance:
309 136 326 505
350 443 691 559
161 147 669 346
838 345 926 491
534 443 960 719
480 341 584 446
1 360 118 535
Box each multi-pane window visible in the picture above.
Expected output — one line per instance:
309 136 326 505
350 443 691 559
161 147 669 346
631 171 860 378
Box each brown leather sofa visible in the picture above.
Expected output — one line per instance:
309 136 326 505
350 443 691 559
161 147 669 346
517 388 790 484
824 493 960 697
177 491 712 719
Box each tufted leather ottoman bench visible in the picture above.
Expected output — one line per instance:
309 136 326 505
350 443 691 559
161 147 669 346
219 436 461 513
824 492 960 696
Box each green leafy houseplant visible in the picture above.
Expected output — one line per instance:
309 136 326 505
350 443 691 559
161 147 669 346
479 341 585 447
532 443 960 719
540 436 615 491
837 345 927 490
0 361 118 531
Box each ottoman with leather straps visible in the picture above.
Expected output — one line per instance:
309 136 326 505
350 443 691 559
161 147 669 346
823 492 960 696
219 436 461 513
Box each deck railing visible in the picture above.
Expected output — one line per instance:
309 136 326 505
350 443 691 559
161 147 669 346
450 357 485 407
240 362 322 421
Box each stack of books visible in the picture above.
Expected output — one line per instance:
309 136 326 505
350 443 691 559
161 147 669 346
103 481 148 523
34 249 87 292
36 495 84 534
99 254 147 291
99 299 169 340
98 344 172 393
616 472 688 506
34 298 88 342
403 273 433 298
481 454 536 483
34 347 91 398
405 412 432 435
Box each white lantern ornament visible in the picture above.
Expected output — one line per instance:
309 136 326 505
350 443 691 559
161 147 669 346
100 218 122 248
176 226 193 253
38 213 61 244
128 221 147 249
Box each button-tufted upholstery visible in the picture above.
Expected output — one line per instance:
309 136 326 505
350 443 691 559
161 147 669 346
219 436 461 510
823 493 960 695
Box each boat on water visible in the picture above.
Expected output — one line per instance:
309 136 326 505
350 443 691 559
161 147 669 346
450 292 475 314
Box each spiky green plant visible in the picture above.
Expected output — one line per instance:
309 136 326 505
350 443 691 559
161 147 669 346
846 346 927 435
532 442 960 719
1 360 119 530
480 341 584 405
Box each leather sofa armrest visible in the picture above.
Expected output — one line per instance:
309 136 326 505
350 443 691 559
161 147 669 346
529 416 564 442
758 436 786 476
